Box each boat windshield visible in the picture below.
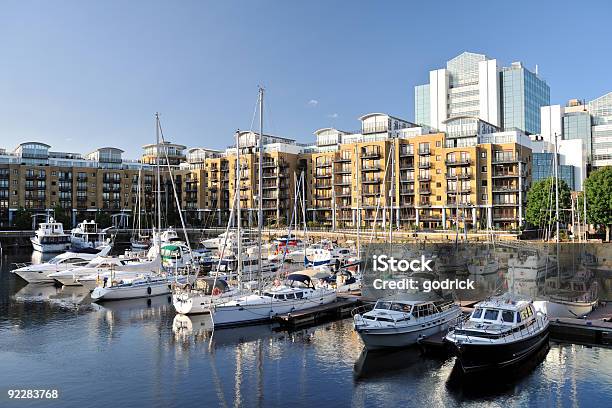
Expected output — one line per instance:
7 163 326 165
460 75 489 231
374 301 410 313
483 309 499 321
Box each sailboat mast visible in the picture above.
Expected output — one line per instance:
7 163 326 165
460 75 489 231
155 113 162 236
257 87 264 278
554 133 560 243
235 130 242 284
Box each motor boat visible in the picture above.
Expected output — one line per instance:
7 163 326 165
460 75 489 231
445 292 549 373
30 218 71 253
130 235 151 250
70 220 108 250
210 271 337 328
10 245 112 283
48 253 160 288
539 267 598 318
467 257 500 276
160 242 207 270
304 248 332 267
172 278 242 315
353 295 462 350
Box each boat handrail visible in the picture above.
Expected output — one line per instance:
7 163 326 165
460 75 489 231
11 262 32 270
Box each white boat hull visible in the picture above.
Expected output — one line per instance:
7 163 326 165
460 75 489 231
172 289 241 315
355 307 461 350
211 291 337 327
543 298 597 318
31 238 71 253
12 269 57 284
91 280 171 301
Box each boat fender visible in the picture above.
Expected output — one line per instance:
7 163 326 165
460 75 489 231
147 286 152 295
212 287 221 296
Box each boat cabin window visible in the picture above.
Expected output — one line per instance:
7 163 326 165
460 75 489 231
483 309 499 321
472 308 483 319
412 303 435 318
286 293 296 300
263 292 273 298
390 303 405 312
295 292 304 299
502 310 515 323
375 301 392 310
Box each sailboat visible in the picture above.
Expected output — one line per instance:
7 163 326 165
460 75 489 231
210 88 337 327
538 133 598 318
92 114 192 302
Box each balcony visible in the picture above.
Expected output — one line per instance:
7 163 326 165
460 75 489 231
315 173 332 179
336 191 351 197
419 188 431 195
418 162 431 169
447 188 472 194
445 158 471 166
400 188 415 195
492 155 522 164
361 150 381 159
400 177 415 183
334 167 351 174
420 215 442 221
447 199 473 206
361 165 380 172
418 202 432 207
417 175 431 182
492 185 520 193
262 160 277 168
315 161 332 168
492 171 521 178
446 172 471 180
418 148 431 156
314 195 332 200
334 180 351 186
362 189 380 196
399 147 414 157
399 162 414 170
334 156 351 163
315 182 332 189
361 177 381 184
492 201 519 207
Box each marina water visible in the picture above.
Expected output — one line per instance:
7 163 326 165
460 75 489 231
1 248 611 407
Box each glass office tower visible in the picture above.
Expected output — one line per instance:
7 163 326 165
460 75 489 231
532 152 575 190
414 84 430 126
501 62 550 135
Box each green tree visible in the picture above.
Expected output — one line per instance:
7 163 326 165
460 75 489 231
584 166 612 241
52 205 72 229
13 207 33 230
95 211 112 228
525 177 571 228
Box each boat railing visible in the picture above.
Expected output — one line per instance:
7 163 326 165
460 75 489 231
10 262 31 270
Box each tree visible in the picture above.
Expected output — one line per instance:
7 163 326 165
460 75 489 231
525 177 571 229
95 211 112 228
13 207 33 230
52 205 72 229
584 166 612 241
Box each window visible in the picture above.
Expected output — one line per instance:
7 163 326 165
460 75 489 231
481 166 487 172
436 141 441 147
483 309 499 321
481 151 487 158
481 180 487 186
481 194 487 201
502 311 515 323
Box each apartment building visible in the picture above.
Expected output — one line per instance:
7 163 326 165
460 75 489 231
205 131 303 227
305 115 532 231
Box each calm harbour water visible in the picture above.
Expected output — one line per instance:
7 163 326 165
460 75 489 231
1 249 611 408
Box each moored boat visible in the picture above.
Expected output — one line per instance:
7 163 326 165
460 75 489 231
445 292 549 373
30 218 71 253
353 295 461 350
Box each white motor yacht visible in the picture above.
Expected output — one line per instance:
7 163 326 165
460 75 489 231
30 218 71 253
49 253 160 288
70 220 108 250
353 295 462 350
211 271 337 328
445 293 549 373
91 275 173 302
11 245 112 283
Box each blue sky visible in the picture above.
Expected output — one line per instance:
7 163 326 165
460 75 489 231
1 0 611 158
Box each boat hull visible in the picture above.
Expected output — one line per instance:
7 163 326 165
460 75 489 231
31 238 71 253
448 328 549 373
355 308 461 350
212 292 337 327
543 299 597 318
91 281 171 302
12 269 57 284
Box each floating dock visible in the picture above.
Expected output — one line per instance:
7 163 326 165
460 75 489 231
273 298 360 328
